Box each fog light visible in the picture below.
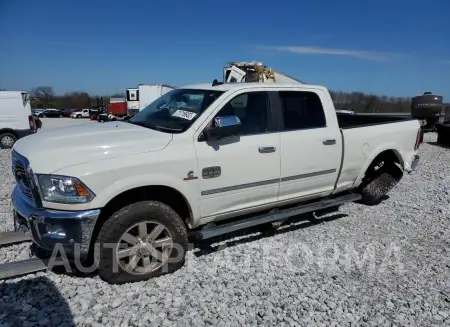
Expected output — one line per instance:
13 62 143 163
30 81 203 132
45 223 66 237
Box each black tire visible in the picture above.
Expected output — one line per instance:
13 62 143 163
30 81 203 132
96 201 188 284
77 114 82 118
30 243 52 259
359 163 403 205
0 132 18 149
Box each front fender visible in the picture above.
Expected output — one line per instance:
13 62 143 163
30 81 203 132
89 173 200 225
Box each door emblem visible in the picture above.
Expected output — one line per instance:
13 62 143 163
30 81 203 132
183 170 198 181
202 166 221 179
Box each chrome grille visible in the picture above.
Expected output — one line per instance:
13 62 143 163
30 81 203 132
11 151 42 207
12 154 33 200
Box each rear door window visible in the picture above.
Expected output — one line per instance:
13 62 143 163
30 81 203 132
279 91 326 130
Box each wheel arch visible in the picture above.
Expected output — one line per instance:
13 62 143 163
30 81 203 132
89 185 194 253
355 148 404 187
0 128 19 138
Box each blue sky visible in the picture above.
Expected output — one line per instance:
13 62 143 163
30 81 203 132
1 0 449 99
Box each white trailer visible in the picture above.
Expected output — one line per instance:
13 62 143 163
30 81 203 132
126 84 175 116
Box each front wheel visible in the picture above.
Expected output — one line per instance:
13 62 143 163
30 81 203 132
96 201 188 284
77 114 82 118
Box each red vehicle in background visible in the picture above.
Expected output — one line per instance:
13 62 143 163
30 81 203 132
108 101 127 117
62 108 78 117
97 98 127 122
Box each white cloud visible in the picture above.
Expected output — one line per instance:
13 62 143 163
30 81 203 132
256 45 396 62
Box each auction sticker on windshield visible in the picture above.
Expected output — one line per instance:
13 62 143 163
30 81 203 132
172 110 197 120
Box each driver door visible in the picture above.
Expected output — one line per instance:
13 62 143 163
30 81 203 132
194 90 281 219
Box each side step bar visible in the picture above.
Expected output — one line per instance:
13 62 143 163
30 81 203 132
0 231 31 247
0 257 64 280
191 193 362 240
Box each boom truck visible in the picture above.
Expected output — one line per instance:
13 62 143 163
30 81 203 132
220 61 305 84
3 61 422 284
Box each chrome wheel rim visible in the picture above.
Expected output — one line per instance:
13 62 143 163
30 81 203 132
116 221 173 275
1 135 15 147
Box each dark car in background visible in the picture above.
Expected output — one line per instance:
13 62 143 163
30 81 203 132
38 109 64 118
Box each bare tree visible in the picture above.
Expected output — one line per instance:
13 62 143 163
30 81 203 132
31 86 54 109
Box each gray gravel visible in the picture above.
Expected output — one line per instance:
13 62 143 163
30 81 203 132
0 119 449 327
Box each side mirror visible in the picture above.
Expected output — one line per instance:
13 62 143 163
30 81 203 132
204 115 242 140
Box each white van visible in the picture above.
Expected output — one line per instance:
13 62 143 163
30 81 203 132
0 91 37 149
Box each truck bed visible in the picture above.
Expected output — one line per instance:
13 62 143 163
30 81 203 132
336 113 414 129
334 116 420 194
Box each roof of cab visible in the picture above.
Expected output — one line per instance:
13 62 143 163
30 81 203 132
179 82 328 92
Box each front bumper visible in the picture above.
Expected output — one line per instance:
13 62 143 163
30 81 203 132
12 185 100 256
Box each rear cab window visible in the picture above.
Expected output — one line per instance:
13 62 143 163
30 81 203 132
279 91 326 130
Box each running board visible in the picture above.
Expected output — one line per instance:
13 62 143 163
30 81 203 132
191 193 362 240
0 257 64 280
0 231 31 247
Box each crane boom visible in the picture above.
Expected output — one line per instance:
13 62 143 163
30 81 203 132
222 61 304 85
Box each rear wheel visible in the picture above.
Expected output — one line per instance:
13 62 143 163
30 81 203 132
359 161 403 205
96 201 188 284
77 114 82 118
0 133 17 149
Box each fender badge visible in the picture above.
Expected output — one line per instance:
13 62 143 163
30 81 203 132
183 170 198 181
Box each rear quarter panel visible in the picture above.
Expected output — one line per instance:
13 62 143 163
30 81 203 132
337 119 420 192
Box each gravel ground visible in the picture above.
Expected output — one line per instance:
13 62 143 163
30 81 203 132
0 119 449 327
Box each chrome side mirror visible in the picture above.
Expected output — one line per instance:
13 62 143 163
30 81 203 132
203 115 242 141
213 115 241 128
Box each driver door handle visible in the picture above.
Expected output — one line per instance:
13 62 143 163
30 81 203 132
323 139 336 145
259 146 276 153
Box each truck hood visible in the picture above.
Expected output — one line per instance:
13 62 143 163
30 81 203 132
13 121 173 173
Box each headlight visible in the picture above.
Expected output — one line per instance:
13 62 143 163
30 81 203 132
35 174 95 204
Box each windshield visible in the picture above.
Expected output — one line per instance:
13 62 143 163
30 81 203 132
130 88 224 133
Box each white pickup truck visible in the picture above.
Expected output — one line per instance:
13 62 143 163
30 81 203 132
11 81 421 284
70 108 90 118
